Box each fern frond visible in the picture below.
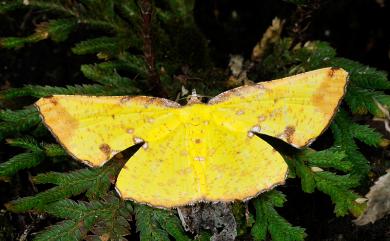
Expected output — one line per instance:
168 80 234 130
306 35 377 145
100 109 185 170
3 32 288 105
81 64 139 91
153 209 191 241
159 0 195 21
35 194 132 241
331 110 371 177
45 18 78 42
135 205 191 241
116 0 140 25
344 85 390 117
349 123 382 147
43 144 67 157
0 17 76 48
6 160 122 212
118 53 148 76
0 107 41 141
300 148 352 173
96 57 147 78
1 84 134 99
292 150 366 217
314 173 365 217
136 205 170 241
6 136 41 152
0 2 23 14
24 1 78 16
33 220 85 241
330 58 390 90
0 152 44 178
72 37 121 55
251 191 306 241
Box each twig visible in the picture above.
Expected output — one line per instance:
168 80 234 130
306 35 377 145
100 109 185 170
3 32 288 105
289 1 320 50
374 99 390 133
138 0 167 97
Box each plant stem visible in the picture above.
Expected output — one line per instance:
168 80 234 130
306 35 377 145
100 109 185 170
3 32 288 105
138 0 167 97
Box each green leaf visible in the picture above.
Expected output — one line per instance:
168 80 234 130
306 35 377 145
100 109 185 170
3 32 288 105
46 19 77 42
292 148 366 217
72 37 120 55
136 205 170 241
314 173 365 217
0 107 41 140
154 209 191 241
330 58 390 90
81 64 139 91
43 144 67 157
300 148 352 173
34 194 131 241
25 1 77 16
251 191 306 241
251 198 268 241
135 205 190 241
294 154 316 193
331 110 370 177
115 0 140 24
344 85 390 116
33 220 85 241
0 2 23 14
0 152 44 178
349 123 382 147
0 37 30 49
6 136 41 152
1 84 134 99
6 161 121 212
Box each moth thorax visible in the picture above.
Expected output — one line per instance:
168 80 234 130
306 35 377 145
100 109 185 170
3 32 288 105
186 89 203 105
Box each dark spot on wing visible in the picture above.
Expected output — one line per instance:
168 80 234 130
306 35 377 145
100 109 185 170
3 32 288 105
120 96 131 104
284 126 295 143
49 98 58 105
99 143 111 156
329 67 340 78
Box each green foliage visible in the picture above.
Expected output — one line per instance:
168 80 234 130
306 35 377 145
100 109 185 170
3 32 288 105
331 110 380 178
251 191 306 241
135 205 191 241
232 202 255 236
0 0 389 240
6 160 122 212
0 152 44 178
80 64 138 89
2 84 119 99
72 37 122 55
288 149 366 217
34 194 132 241
46 19 78 42
0 107 41 140
0 137 67 178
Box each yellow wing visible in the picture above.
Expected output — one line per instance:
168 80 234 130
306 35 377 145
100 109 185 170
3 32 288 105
35 95 181 167
116 124 201 207
208 67 348 147
116 111 287 207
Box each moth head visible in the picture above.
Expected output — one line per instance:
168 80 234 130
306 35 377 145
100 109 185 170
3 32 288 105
186 89 203 105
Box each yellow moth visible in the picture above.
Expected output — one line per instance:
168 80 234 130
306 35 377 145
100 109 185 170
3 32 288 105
35 67 348 208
